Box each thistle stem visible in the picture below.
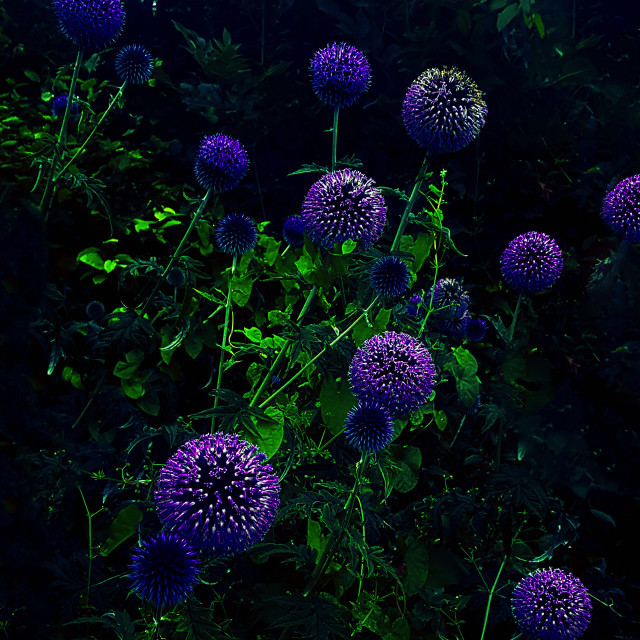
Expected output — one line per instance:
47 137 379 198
211 254 237 431
508 292 523 342
139 188 213 316
391 155 429 252
56 81 127 180
40 47 84 218
331 106 339 172
479 556 506 640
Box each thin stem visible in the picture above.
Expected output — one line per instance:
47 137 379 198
139 189 213 316
56 81 127 180
71 370 108 429
78 486 104 608
508 292 523 342
211 254 237 431
390 155 429 252
479 556 506 640
40 48 84 218
258 295 379 410
331 106 339 172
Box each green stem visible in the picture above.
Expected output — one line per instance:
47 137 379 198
508 292 523 342
139 188 213 316
40 48 84 218
331 106 339 172
56 81 127 180
479 557 506 640
211 254 237 431
391 155 429 252
258 295 379 410
78 486 103 608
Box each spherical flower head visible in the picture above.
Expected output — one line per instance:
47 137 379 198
439 310 469 340
115 44 153 85
193 134 249 193
53 0 125 51
511 568 592 640
85 300 105 320
52 94 79 118
349 331 436 417
344 400 394 452
302 169 387 249
402 67 487 154
283 215 306 247
406 292 424 317
310 42 371 108
463 316 487 342
166 267 186 288
428 278 469 319
215 213 258 256
155 433 280 555
500 232 563 294
128 532 200 609
370 256 411 298
601 174 640 243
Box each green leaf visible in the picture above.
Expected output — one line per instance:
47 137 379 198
77 247 104 270
352 308 391 346
99 505 143 556
383 617 410 640
531 12 545 38
247 405 284 459
434 409 447 431
341 239 357 254
388 444 422 493
307 518 329 561
122 376 145 399
496 3 520 31
243 327 263 343
403 536 430 596
319 377 356 435
231 275 253 307
452 346 478 377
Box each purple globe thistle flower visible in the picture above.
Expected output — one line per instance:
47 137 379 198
349 331 436 417
193 134 249 193
370 256 411 298
406 292 424 317
283 215 306 247
128 532 200 609
115 44 153 85
52 94 79 118
439 310 469 340
344 400 394 452
302 169 387 249
85 300 105 320
53 0 125 51
500 232 563 294
402 67 487 154
310 42 371 108
215 213 258 256
155 433 280 555
511 568 592 640
463 316 487 342
428 278 469 319
601 174 640 243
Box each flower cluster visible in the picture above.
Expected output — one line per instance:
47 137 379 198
54 0 125 51
601 174 640 243
194 134 249 193
349 331 435 417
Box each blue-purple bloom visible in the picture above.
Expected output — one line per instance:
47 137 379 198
463 316 487 342
52 94 79 118
369 256 411 298
53 0 125 51
115 44 153 85
128 532 200 609
428 278 469 319
344 400 394 452
511 568 592 640
402 67 487 154
194 134 249 193
302 169 387 249
310 42 371 108
85 300 105 320
283 216 306 247
155 433 280 555
601 174 640 243
215 213 258 256
349 331 436 417
406 292 424 317
500 232 563 294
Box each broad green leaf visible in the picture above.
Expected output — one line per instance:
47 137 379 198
496 3 519 31
100 505 143 556
231 275 253 307
352 308 391 346
319 377 356 435
388 444 422 493
77 247 104 270
248 405 284 459
307 518 329 562
403 536 430 596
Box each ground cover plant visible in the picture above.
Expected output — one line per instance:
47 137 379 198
1 0 639 639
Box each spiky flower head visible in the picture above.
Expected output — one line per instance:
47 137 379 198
283 216 306 247
463 316 487 342
601 174 640 243
349 331 436 417
402 67 487 154
344 400 394 452
500 232 563 294
428 278 469 319
370 256 411 298
52 94 79 118
193 134 249 193
155 433 280 555
85 300 105 320
438 311 469 340
302 169 387 249
53 0 125 51
511 568 592 640
115 44 153 84
215 213 258 256
310 42 371 108
406 292 424 317
166 267 186 288
128 532 200 609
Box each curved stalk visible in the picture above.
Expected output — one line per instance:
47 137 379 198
390 155 429 251
479 556 506 640
331 106 339 172
508 292 523 342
